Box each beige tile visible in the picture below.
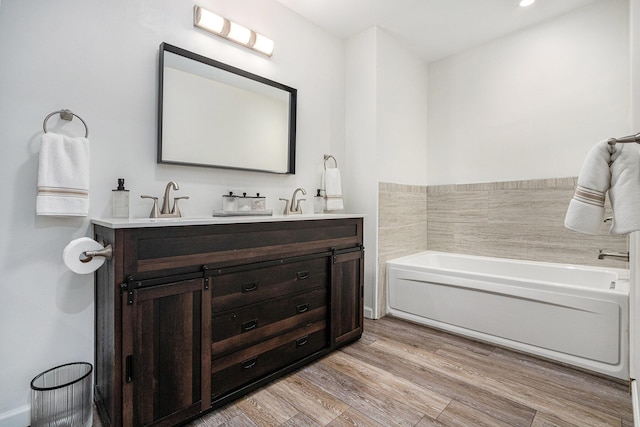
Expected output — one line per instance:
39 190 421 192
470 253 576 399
379 182 429 316
428 191 488 223
488 189 533 224
453 222 529 260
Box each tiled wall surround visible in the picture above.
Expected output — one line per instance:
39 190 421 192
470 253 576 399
426 177 627 267
378 178 628 316
378 183 428 316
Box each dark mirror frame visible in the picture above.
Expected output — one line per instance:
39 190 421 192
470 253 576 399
158 42 297 174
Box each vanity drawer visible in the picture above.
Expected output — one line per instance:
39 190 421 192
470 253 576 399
211 322 327 398
212 288 327 356
211 257 329 313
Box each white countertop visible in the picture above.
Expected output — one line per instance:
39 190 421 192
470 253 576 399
92 213 365 229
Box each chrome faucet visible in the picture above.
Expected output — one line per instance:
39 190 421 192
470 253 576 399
141 181 189 218
598 249 629 262
161 181 178 215
279 187 307 215
291 188 307 213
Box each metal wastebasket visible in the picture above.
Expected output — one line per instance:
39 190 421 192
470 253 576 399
30 362 93 427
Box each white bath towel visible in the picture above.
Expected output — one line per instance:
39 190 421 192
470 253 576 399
564 140 616 234
564 139 640 235
609 143 640 234
36 132 90 216
323 167 344 211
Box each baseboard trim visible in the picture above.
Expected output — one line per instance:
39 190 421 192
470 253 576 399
0 404 29 427
633 380 639 426
364 306 374 319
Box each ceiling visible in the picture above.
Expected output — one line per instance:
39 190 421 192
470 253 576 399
275 0 602 62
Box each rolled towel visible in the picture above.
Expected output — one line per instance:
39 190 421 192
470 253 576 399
324 167 344 211
564 140 617 234
609 143 640 234
36 132 90 216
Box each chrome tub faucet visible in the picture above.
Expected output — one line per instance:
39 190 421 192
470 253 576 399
597 249 629 262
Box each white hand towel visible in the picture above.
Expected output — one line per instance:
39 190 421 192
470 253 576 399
36 132 90 216
609 143 640 234
324 167 344 211
564 140 617 234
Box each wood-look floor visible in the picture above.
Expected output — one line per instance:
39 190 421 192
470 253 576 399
93 316 632 427
191 317 632 427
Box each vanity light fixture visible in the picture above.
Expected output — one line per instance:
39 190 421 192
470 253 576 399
519 0 536 7
194 6 275 57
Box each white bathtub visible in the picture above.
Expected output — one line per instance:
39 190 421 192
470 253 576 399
386 251 629 380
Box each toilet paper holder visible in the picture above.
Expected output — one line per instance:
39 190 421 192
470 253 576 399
79 243 113 263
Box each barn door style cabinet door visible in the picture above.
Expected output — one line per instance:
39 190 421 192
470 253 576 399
93 216 364 427
122 277 211 427
331 248 364 347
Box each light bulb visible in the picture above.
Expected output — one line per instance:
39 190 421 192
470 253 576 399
253 33 275 56
195 7 225 34
227 21 252 45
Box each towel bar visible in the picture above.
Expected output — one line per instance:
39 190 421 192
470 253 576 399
607 132 640 145
43 109 89 138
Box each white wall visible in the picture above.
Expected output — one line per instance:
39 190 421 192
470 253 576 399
345 27 428 318
0 0 344 424
345 28 378 318
427 0 630 185
377 31 428 186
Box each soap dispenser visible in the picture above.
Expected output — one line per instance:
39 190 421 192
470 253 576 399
314 189 325 214
112 178 130 218
222 191 237 212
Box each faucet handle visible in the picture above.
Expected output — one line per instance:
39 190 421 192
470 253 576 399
294 198 306 213
279 198 290 215
172 196 189 217
141 195 159 218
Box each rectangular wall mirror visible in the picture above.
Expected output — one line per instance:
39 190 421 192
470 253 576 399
158 43 297 174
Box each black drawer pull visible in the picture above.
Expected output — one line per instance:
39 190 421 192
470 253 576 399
242 281 259 293
296 271 310 280
296 336 309 347
241 357 257 369
241 319 258 332
296 303 309 314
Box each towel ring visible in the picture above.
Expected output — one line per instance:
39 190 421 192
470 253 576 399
324 154 338 170
43 109 89 138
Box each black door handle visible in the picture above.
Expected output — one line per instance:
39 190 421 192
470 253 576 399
125 355 133 383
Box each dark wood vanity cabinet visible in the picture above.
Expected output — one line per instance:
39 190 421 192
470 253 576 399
93 217 364 427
